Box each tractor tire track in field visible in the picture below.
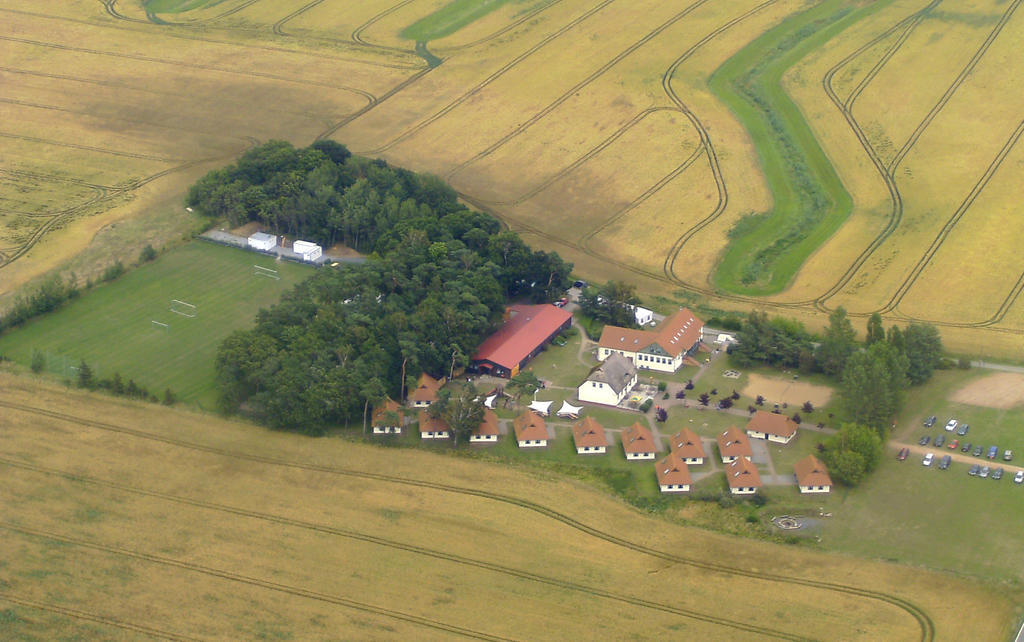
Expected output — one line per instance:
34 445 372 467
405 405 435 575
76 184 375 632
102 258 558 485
0 132 182 164
881 119 1024 316
351 0 420 53
364 0 619 155
811 1 939 311
0 98 252 146
439 0 564 53
655 0 778 287
0 35 379 103
316 67 435 141
578 144 706 247
813 0 1022 313
493 107 680 206
1 523 512 642
0 400 936 641
136 0 265 26
0 458 806 640
0 592 198 641
272 0 324 36
444 0 712 182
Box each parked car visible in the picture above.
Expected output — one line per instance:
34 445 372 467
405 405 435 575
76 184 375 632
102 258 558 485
934 434 945 448
919 435 930 446
1014 470 1023 484
572 280 587 289
979 466 991 478
948 439 959 450
944 419 958 431
922 453 934 466
987 446 999 460
897 447 910 461
968 464 981 476
961 442 972 453
973 445 984 457
992 467 1004 481
956 423 969 436
924 415 937 428
1003 450 1013 461
938 455 952 470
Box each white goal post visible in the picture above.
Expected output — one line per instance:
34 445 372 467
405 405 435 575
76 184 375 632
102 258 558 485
253 265 280 280
169 299 197 318
151 320 169 330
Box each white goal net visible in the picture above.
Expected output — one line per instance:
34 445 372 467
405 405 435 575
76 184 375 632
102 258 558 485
253 265 280 280
169 299 197 318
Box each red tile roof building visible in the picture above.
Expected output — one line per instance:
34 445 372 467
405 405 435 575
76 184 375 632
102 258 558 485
726 457 762 495
597 308 703 373
371 399 403 434
794 455 832 493
470 408 500 444
572 417 608 454
410 373 443 408
513 411 549 448
717 426 752 463
471 304 572 378
621 422 657 460
746 410 798 444
655 452 692 493
668 427 706 464
418 410 450 439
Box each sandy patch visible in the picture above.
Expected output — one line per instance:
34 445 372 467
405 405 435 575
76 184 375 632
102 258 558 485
742 373 833 408
950 372 1024 409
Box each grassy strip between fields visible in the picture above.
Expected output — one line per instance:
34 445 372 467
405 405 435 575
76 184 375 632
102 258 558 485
709 0 893 295
401 0 512 41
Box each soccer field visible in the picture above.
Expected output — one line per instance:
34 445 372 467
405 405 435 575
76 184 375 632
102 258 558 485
0 241 312 407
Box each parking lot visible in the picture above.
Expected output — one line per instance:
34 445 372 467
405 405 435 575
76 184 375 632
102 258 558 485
896 415 1023 483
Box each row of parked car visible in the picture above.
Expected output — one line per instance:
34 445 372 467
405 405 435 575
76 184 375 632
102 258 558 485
921 415 1013 461
906 450 1024 482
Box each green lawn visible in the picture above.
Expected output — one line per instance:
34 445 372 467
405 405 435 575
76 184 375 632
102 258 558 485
401 0 514 42
708 0 894 294
521 328 596 388
144 0 226 13
0 241 312 408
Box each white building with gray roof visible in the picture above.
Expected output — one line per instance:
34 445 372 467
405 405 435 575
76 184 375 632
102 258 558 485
577 353 638 406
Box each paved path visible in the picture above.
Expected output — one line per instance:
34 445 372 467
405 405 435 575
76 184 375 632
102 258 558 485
971 360 1024 373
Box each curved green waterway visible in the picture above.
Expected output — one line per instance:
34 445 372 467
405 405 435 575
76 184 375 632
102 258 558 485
401 0 513 42
708 0 893 295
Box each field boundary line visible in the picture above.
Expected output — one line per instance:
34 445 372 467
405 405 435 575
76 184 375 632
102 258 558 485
1 522 513 642
0 456 806 640
0 132 180 163
0 591 198 641
0 399 935 640
444 0 712 181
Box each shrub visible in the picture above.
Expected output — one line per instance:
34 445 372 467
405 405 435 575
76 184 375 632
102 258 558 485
675 390 686 399
957 357 971 370
750 494 767 507
802 401 814 413
746 512 760 524
791 412 802 424
756 395 765 406
662 392 669 399
655 407 668 422
718 398 733 409
657 381 667 392
138 244 158 264
639 398 653 413
102 261 125 282
30 351 45 373
731 390 740 400
685 379 694 390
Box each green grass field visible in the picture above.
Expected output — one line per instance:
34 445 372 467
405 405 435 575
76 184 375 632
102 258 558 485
0 241 312 408
401 0 514 42
143 0 226 13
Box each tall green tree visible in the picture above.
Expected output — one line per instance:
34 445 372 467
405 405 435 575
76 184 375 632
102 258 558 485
76 359 94 389
865 312 885 345
579 280 641 327
816 306 857 376
432 383 483 446
903 323 943 385
839 341 908 432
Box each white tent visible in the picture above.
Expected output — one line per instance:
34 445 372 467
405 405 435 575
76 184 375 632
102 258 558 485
556 401 583 418
528 400 553 416
484 394 497 409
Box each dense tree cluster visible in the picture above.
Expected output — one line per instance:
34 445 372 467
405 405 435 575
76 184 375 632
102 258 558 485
730 310 814 369
208 143 571 433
